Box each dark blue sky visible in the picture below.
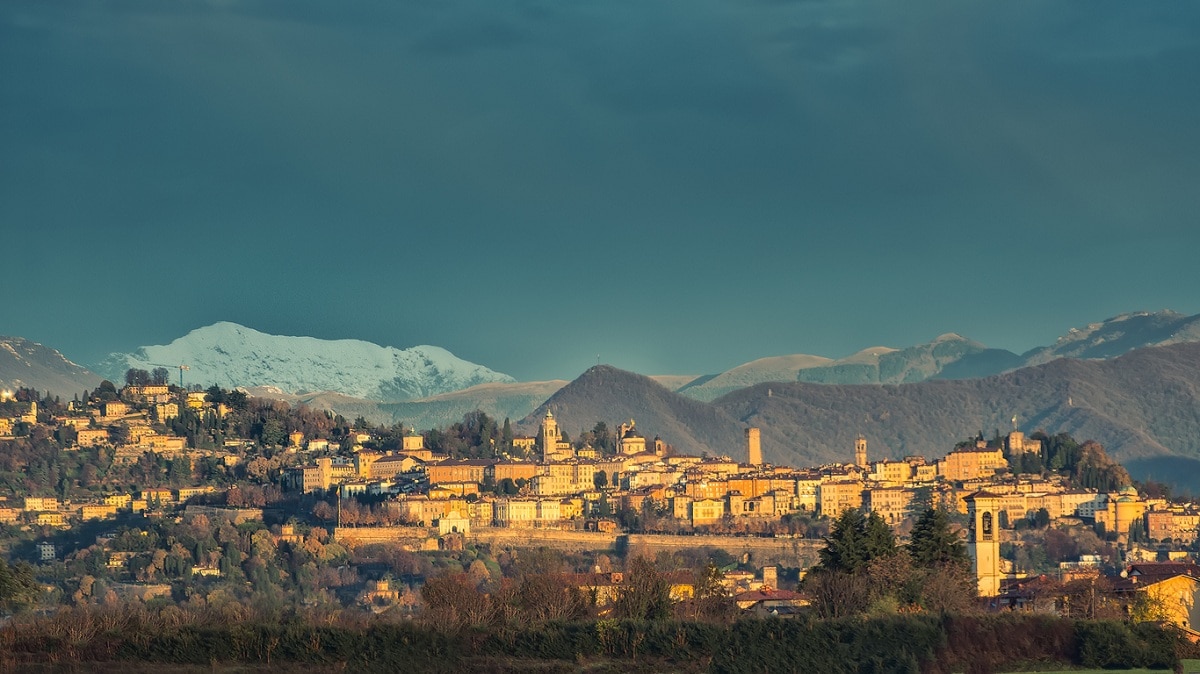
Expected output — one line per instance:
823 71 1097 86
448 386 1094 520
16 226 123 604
4 0 1199 381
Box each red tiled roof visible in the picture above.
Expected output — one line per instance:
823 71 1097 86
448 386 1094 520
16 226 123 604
734 588 803 602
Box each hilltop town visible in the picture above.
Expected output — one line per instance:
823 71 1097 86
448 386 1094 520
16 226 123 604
1 375 1198 631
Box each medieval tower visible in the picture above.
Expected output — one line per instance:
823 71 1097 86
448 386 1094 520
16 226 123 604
746 427 762 466
855 435 867 468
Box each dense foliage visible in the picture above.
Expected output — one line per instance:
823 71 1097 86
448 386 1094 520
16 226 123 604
0 606 1186 673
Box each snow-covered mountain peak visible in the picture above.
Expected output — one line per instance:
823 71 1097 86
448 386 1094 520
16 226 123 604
94 322 514 402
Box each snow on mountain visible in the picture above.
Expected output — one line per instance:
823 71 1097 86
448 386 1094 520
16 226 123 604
678 336 992 402
94 322 514 401
1022 310 1200 366
0 336 103 397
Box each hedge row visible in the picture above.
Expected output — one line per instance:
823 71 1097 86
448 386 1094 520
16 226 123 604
9 613 1185 673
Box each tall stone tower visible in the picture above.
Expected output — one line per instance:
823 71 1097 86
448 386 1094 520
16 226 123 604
855 435 867 468
539 411 561 462
965 492 1002 597
746 427 762 466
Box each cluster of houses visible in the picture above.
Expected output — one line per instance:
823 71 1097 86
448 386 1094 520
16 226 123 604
0 486 218 528
283 413 1198 551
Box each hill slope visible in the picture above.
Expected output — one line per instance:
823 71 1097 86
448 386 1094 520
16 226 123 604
95 322 514 401
0 336 103 398
714 342 1200 469
522 346 1200 485
518 365 761 458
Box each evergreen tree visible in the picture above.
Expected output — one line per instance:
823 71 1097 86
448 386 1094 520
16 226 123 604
820 509 896 574
863 511 897 560
908 508 968 568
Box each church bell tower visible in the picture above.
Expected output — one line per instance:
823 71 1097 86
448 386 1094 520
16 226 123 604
965 492 1002 596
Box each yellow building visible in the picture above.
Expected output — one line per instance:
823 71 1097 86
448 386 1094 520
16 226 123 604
81 504 118 520
154 403 180 421
1091 486 1147 542
37 512 66 527
23 496 59 512
1146 510 1200 544
939 447 1008 482
870 460 913 485
176 486 215 502
494 498 539 527
864 487 913 526
1119 563 1200 631
103 493 133 508
427 459 491 485
512 436 537 455
617 420 647 456
690 498 726 526
488 461 541 484
819 480 864 519
99 401 129 419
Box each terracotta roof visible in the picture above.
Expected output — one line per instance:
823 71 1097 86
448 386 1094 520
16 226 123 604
1128 562 1200 580
734 588 803 602
964 491 1003 500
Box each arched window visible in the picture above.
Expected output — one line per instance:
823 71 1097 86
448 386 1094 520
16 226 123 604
982 512 993 540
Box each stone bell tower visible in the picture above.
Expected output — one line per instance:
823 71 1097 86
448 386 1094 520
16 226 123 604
965 491 1002 597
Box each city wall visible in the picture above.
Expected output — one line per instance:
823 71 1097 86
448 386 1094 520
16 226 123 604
333 526 819 567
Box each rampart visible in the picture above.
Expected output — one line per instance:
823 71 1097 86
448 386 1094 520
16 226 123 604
333 526 822 567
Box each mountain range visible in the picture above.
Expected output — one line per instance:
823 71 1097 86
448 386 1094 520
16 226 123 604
519 343 1200 491
0 336 102 398
93 322 514 402
677 310 1200 400
6 311 1200 490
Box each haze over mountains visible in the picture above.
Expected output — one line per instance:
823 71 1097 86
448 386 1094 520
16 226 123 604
0 336 102 398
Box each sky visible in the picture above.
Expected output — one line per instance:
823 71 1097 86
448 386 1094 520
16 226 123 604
3 0 1200 382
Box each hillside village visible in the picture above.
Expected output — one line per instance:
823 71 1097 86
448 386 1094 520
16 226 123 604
2 378 1199 628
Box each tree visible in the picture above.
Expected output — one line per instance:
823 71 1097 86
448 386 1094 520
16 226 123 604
501 417 514 450
1032 508 1051 529
908 508 968 568
685 561 735 623
420 573 490 629
124 368 151 387
613 556 671 620
594 471 608 490
0 558 38 611
94 380 118 402
151 367 170 386
819 509 896 574
804 567 873 618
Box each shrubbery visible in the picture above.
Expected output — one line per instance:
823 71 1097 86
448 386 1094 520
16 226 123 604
1 604 1187 673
